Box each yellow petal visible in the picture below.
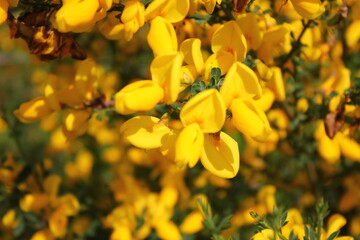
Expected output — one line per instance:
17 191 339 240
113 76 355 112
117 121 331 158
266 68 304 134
49 207 68 238
317 135 340 164
159 186 178 207
230 98 272 142
211 21 247 62
180 89 226 133
236 13 263 50
180 211 204 234
254 88 275 112
327 214 346 238
204 50 235 79
180 38 204 74
145 0 190 23
338 134 360 162
175 123 204 168
44 75 61 111
114 80 164 115
111 226 132 240
201 132 240 178
151 52 183 104
120 116 171 149
0 0 9 25
290 0 325 19
346 20 360 48
220 61 262 108
202 0 218 13
147 16 178 56
14 96 53 123
30 229 54 240
55 0 100 32
268 67 286 101
155 221 181 240
63 109 91 132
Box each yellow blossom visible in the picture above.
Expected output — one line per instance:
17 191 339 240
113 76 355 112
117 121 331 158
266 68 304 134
230 98 272 142
211 20 247 62
150 52 184 104
145 0 190 23
147 16 178 56
175 123 204 168
180 211 204 234
114 80 164 115
120 116 171 149
220 61 262 108
180 89 226 133
14 96 54 123
201 132 240 178
290 0 325 19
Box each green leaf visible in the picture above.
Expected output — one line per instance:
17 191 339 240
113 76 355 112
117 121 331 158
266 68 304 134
280 211 288 227
327 231 340 240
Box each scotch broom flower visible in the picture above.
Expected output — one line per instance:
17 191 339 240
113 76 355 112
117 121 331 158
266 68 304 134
220 61 262 108
290 0 325 19
120 116 171 149
145 0 190 23
201 132 240 178
180 89 226 133
0 0 18 25
175 123 204 168
114 80 164 115
230 98 272 142
55 0 111 32
211 20 247 62
150 52 184 104
14 96 54 123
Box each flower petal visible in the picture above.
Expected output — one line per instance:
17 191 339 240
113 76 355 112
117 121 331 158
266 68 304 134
230 98 272 142
180 89 226 133
220 61 262 108
151 52 183 104
201 132 240 178
120 116 170 149
175 123 204 168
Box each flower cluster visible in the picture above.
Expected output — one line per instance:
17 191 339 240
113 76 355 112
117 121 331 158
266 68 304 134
1 0 360 239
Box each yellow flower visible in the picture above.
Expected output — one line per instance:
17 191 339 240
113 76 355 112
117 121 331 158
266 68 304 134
2 209 19 229
20 193 50 212
155 220 182 240
14 96 54 123
175 123 204 168
150 52 184 104
49 206 68 238
345 20 360 48
145 0 190 23
230 98 272 142
62 109 91 140
100 1 145 41
30 229 54 240
201 132 240 178
220 61 262 108
180 211 204 234
120 115 171 149
201 0 222 13
211 20 247 62
236 13 263 50
114 80 164 115
180 89 226 133
180 38 204 74
55 0 111 32
0 0 18 25
290 0 325 19
147 16 178 56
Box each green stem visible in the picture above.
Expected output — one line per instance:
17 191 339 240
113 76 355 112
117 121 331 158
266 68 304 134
281 20 313 66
